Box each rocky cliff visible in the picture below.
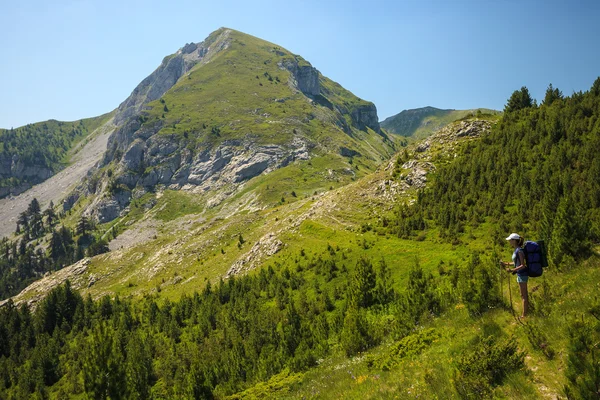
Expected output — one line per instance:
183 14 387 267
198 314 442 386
0 154 53 197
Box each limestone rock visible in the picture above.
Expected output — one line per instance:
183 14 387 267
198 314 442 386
121 139 146 171
233 152 275 182
278 58 320 96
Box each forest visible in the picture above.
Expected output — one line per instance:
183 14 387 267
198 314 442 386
0 198 108 300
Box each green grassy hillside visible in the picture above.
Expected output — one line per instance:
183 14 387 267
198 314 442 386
381 106 500 140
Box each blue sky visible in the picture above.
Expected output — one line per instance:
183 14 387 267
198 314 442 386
1 0 599 128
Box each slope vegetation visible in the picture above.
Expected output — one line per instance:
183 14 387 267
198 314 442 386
64 28 396 226
381 106 499 140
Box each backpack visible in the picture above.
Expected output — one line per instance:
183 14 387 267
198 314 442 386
522 240 548 277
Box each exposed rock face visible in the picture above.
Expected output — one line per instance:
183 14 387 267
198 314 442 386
84 128 313 223
350 103 381 133
0 154 53 198
0 258 91 310
227 232 284 277
278 58 320 96
114 29 233 125
339 147 361 158
401 160 435 188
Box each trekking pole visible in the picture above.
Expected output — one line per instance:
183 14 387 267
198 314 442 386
507 269 514 315
495 253 502 304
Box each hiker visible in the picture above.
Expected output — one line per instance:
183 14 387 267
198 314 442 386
501 233 529 318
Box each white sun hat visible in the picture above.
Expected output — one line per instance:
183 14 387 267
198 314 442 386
505 233 521 241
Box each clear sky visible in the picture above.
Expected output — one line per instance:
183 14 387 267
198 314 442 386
1 0 599 128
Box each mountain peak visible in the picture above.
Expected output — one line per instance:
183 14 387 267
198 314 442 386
114 28 234 125
68 28 394 223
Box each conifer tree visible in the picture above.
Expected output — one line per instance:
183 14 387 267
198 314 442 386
126 331 153 400
83 323 126 399
543 83 563 106
504 86 533 113
340 306 368 357
349 256 376 308
76 215 90 237
375 257 395 305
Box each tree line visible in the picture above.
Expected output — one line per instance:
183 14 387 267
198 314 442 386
0 198 108 300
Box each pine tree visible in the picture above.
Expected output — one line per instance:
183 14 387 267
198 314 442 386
83 323 126 400
340 306 368 357
504 86 533 113
375 257 395 305
543 83 563 106
564 315 600 399
349 256 376 308
126 331 153 400
27 198 41 216
43 202 57 228
76 215 90 237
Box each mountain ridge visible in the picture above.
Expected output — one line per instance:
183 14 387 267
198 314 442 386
381 106 500 139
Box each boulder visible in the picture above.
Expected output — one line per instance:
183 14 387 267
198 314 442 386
96 199 121 223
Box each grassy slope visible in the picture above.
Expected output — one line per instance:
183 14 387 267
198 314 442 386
381 107 500 141
14 113 591 398
40 29 400 296
138 30 393 166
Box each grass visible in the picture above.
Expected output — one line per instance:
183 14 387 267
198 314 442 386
381 107 501 141
13 114 596 399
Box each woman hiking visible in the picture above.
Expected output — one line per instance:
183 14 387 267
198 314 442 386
501 233 528 318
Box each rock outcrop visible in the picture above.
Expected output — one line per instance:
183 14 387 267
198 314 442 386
114 29 233 125
350 103 381 133
0 154 53 198
278 57 320 97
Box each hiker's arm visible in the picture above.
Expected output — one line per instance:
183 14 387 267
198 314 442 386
500 260 514 272
512 251 526 272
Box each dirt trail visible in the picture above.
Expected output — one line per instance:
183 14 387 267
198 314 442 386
0 121 115 238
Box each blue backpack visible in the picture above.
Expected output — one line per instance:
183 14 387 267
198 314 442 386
522 240 548 277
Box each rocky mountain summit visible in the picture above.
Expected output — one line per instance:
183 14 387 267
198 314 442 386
63 28 394 223
114 29 233 125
